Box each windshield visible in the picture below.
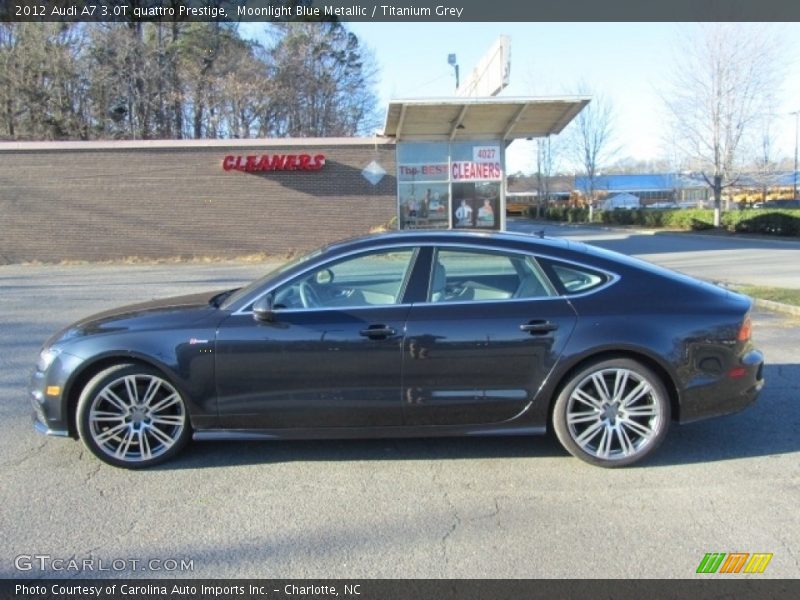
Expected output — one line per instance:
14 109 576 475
219 247 325 310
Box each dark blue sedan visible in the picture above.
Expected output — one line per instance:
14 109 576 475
30 230 764 468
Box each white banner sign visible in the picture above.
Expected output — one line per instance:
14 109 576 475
473 146 501 163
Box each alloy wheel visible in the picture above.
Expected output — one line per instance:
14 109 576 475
85 371 187 465
553 359 670 467
566 367 662 461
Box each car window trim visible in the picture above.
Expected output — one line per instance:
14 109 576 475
538 257 619 297
231 240 620 315
412 295 577 308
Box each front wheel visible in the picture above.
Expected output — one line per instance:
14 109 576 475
76 364 191 468
552 358 670 467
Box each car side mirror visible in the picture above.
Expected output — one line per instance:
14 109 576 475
252 294 276 323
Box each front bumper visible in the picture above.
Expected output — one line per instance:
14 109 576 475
30 379 71 437
29 350 83 438
32 413 70 437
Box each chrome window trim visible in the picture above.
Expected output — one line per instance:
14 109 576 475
231 240 620 316
554 271 620 299
431 243 621 298
542 258 621 298
411 295 575 309
240 303 416 316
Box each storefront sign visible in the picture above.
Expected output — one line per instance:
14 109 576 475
451 161 502 181
473 146 500 163
222 154 326 172
398 163 450 181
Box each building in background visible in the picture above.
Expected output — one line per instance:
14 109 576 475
0 138 397 263
575 174 710 207
0 97 588 263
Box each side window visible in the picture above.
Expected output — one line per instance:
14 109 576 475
548 262 608 294
272 249 415 310
429 248 554 303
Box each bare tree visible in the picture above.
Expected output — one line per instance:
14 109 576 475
534 136 557 217
566 84 617 220
265 23 379 138
663 24 782 226
88 23 152 139
749 112 783 205
0 21 378 142
0 23 90 140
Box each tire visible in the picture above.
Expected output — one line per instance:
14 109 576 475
552 358 670 467
76 363 191 469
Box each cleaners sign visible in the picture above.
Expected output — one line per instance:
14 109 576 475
452 145 503 180
451 161 502 181
222 154 326 172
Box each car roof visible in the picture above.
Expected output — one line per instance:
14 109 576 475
323 229 577 255
321 229 724 295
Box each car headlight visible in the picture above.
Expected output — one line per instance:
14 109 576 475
36 347 63 372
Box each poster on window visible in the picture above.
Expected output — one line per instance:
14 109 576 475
451 183 476 228
452 182 500 230
398 183 450 229
475 182 500 229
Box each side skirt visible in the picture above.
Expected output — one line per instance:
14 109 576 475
193 424 545 442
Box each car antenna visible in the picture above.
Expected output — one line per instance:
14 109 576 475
536 229 546 239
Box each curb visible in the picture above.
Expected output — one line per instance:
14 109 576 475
751 298 800 317
718 283 800 317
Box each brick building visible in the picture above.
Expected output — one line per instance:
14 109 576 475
0 138 397 263
0 97 588 263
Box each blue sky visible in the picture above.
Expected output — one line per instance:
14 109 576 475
246 22 800 174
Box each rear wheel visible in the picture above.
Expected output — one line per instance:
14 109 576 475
76 364 191 468
552 358 670 467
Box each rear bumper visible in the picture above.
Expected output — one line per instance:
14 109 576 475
678 349 765 423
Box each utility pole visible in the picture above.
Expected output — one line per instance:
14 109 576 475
792 110 800 200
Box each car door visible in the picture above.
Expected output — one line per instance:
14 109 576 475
402 246 577 427
215 247 419 429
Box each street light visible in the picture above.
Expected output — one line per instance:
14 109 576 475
448 53 459 90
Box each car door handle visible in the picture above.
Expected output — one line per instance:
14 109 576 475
520 320 558 334
359 325 396 339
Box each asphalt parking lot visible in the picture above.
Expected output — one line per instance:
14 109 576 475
1 255 799 579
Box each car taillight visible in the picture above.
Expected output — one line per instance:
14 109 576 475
737 315 752 342
728 367 746 379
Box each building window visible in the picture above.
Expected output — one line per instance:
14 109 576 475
397 141 503 231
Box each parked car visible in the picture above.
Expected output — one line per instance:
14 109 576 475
30 231 764 469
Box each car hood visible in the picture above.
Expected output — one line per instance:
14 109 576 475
45 290 225 347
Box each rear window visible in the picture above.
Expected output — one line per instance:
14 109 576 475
548 261 609 294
